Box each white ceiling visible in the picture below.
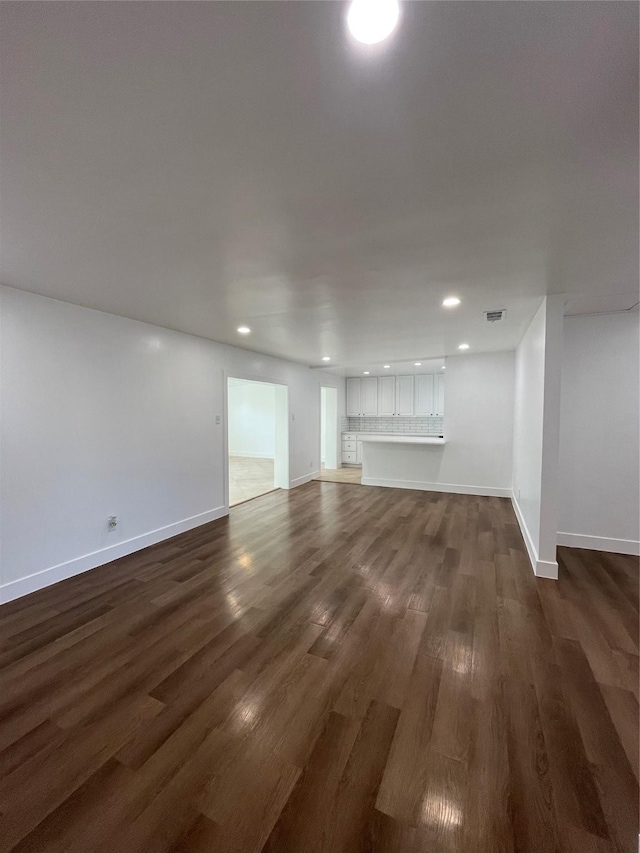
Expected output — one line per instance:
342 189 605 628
320 357 446 379
1 2 638 368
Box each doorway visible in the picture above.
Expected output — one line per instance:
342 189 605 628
320 385 339 472
316 384 362 485
227 377 289 506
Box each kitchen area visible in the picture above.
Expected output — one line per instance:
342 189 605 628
320 360 447 487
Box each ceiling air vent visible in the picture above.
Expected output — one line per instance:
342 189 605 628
484 309 506 323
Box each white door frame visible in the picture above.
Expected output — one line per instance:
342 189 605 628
319 384 340 470
224 371 290 510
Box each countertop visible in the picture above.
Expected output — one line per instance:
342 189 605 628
357 434 445 445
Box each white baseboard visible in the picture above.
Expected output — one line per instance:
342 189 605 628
0 506 228 605
289 471 320 489
229 451 275 459
361 477 511 499
532 558 560 579
557 532 640 557
511 493 559 580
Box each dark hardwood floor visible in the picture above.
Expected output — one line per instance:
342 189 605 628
0 482 637 852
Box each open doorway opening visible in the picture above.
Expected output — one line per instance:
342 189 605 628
320 386 339 471
227 378 289 506
317 384 362 485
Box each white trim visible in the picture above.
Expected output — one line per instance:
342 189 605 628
290 471 320 489
0 506 228 604
224 371 290 509
533 559 560 579
228 451 275 459
511 492 559 579
511 492 538 570
361 477 511 498
557 532 640 556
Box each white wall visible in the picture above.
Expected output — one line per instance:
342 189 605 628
320 387 327 464
228 380 276 458
512 296 564 578
361 351 515 496
0 287 344 602
558 312 640 554
512 301 546 561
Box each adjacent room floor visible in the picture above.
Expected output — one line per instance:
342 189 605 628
229 455 276 506
0 482 637 852
314 464 362 485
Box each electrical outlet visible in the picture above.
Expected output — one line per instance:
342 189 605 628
108 516 118 531
310 461 313 468
215 414 221 425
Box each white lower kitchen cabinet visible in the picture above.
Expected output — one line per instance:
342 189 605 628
342 433 364 465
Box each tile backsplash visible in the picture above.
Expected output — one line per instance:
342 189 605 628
345 416 444 436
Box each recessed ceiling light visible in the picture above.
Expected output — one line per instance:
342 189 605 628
458 343 470 350
347 0 400 45
414 362 422 366
322 356 331 361
363 371 370 375
442 297 461 308
442 366 446 369
237 326 251 335
383 364 391 369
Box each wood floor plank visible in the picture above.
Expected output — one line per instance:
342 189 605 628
375 652 444 823
0 485 636 852
324 700 400 852
598 684 639 784
262 710 361 852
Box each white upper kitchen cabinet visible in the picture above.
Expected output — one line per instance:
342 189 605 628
345 372 444 418
435 372 445 416
361 376 378 416
415 374 435 416
396 375 415 416
346 377 362 416
378 375 396 416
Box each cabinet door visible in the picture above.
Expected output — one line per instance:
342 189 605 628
378 376 396 416
396 375 414 416
361 377 378 416
415 374 434 415
435 373 445 416
346 378 362 416
356 440 363 464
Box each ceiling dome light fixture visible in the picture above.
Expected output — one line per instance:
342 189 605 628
363 371 370 375
458 343 470 350
442 296 461 308
237 325 251 334
347 0 400 45
322 356 331 361
414 362 422 366
383 364 391 369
